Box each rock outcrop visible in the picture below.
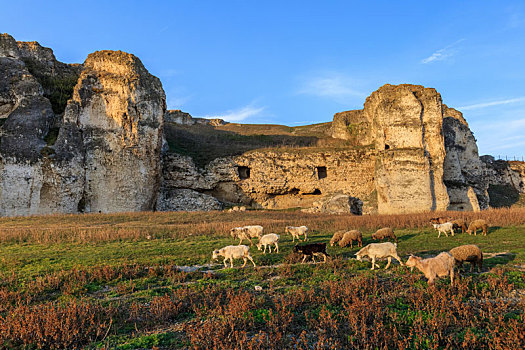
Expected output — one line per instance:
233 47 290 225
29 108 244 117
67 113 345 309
302 193 363 214
0 34 165 216
366 85 450 214
158 148 377 213
0 34 516 216
165 109 226 126
56 50 166 213
442 106 489 210
0 34 56 215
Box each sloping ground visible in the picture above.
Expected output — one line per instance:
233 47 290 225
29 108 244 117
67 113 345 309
164 121 352 168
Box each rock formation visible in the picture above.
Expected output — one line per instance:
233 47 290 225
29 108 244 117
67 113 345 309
442 106 488 211
365 85 450 214
0 34 165 215
0 33 520 216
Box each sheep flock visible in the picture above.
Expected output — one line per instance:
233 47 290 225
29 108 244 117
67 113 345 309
211 217 494 286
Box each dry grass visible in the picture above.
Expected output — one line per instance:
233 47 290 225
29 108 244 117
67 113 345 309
0 207 523 244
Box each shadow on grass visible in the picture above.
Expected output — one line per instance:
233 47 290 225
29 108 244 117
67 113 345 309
484 252 516 268
397 234 417 242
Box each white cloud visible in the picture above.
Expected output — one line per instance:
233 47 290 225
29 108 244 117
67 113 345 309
421 39 465 64
458 97 525 111
203 105 265 122
297 73 366 103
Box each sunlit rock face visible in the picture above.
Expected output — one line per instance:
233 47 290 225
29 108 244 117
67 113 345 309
363 84 449 214
0 33 166 216
0 33 514 215
57 51 166 213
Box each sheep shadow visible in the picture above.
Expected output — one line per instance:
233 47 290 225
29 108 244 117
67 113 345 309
397 234 417 242
483 252 516 268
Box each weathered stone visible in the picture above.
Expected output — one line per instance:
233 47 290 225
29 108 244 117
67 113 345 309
57 50 166 213
364 84 449 214
156 188 223 211
165 109 226 126
302 193 363 214
331 109 373 146
442 109 489 210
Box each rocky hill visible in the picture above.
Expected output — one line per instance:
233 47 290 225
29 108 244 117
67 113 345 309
0 33 523 216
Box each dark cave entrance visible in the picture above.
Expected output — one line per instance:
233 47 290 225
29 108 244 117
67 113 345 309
317 166 327 179
237 166 251 179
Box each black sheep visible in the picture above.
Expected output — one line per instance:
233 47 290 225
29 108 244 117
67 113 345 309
293 243 329 264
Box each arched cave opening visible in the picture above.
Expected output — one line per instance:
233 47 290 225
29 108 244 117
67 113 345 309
385 144 390 150
312 189 322 195
237 166 251 179
316 166 327 179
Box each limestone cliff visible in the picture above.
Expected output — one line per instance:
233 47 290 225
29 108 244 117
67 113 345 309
0 34 165 216
0 33 516 216
364 84 450 214
442 106 488 211
56 50 165 213
0 34 56 215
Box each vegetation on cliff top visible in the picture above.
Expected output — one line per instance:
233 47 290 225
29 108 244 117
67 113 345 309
164 121 358 168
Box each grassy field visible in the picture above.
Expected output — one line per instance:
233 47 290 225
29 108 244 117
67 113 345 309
0 209 524 349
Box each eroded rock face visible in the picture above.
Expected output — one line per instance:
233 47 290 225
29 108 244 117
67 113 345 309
58 51 166 213
442 106 489 210
331 109 373 146
0 34 56 216
365 84 449 214
157 188 223 211
165 109 226 126
1 34 166 216
158 148 377 213
302 193 363 214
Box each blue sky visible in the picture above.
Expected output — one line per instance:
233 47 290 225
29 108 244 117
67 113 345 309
2 0 525 157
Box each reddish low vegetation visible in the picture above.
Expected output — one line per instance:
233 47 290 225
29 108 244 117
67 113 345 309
0 264 523 349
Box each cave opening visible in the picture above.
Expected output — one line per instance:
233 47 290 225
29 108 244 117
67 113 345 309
237 166 251 179
317 166 327 179
385 144 390 150
312 189 322 195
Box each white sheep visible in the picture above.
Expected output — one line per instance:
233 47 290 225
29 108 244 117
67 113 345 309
230 227 251 245
355 242 404 270
212 245 256 268
256 233 280 254
405 252 455 285
285 226 308 242
432 222 455 238
230 225 264 245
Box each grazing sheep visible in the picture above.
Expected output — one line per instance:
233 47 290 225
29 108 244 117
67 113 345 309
405 252 455 285
338 230 363 248
450 219 467 234
230 225 264 245
285 226 309 242
430 217 450 224
329 230 345 247
230 227 252 245
467 219 488 236
212 245 256 268
432 222 455 238
449 245 483 272
256 233 280 254
355 242 403 270
372 227 398 243
293 243 328 263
